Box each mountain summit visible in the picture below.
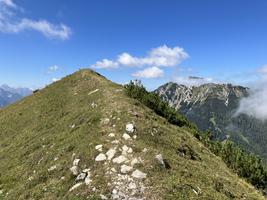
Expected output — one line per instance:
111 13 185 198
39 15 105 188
0 70 264 199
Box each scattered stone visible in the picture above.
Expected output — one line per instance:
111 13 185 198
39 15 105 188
111 167 117 172
91 102 98 108
113 155 128 164
82 168 90 173
133 135 137 139
54 157 58 161
100 194 108 200
128 182 137 190
76 172 87 181
88 89 99 96
70 166 79 175
120 164 133 174
106 148 116 160
130 158 140 167
48 165 57 172
95 153 107 161
73 158 80 166
122 145 129 152
142 148 148 153
85 172 92 185
69 182 83 192
28 176 34 181
112 140 120 144
127 147 133 154
155 154 165 167
95 144 103 152
155 154 171 169
131 170 147 179
122 133 131 140
108 133 115 137
113 124 116 127
101 118 110 125
126 123 135 133
71 124 76 128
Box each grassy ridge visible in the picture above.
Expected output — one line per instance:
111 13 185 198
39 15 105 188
0 70 265 199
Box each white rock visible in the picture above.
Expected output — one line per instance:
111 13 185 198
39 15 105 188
88 89 99 95
142 148 148 153
122 133 131 140
106 148 116 160
70 166 79 175
126 123 135 133
76 172 87 181
155 154 165 168
112 140 120 144
127 147 133 154
48 165 57 172
120 164 133 174
131 170 147 179
130 158 140 167
101 118 110 125
95 153 107 161
129 182 137 190
91 102 98 108
113 155 128 164
82 168 90 173
69 182 83 191
133 135 137 139
122 145 129 152
108 133 115 137
71 124 75 128
100 194 108 200
111 167 117 172
95 144 103 152
73 158 80 166
85 175 92 185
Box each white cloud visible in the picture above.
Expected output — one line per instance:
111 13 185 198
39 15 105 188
91 59 119 69
0 0 71 40
0 0 16 8
49 65 59 72
52 77 59 82
132 66 164 78
235 65 267 120
174 76 214 86
90 45 189 69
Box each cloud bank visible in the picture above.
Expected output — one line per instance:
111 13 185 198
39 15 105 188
132 66 164 78
0 0 71 40
235 65 267 120
90 45 188 79
174 76 214 87
91 45 188 69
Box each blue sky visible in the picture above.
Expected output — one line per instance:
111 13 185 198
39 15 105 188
1 0 267 89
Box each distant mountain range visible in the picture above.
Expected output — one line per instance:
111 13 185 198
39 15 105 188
156 82 267 160
0 85 32 108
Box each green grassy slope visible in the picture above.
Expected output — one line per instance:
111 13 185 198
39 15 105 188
0 69 265 200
